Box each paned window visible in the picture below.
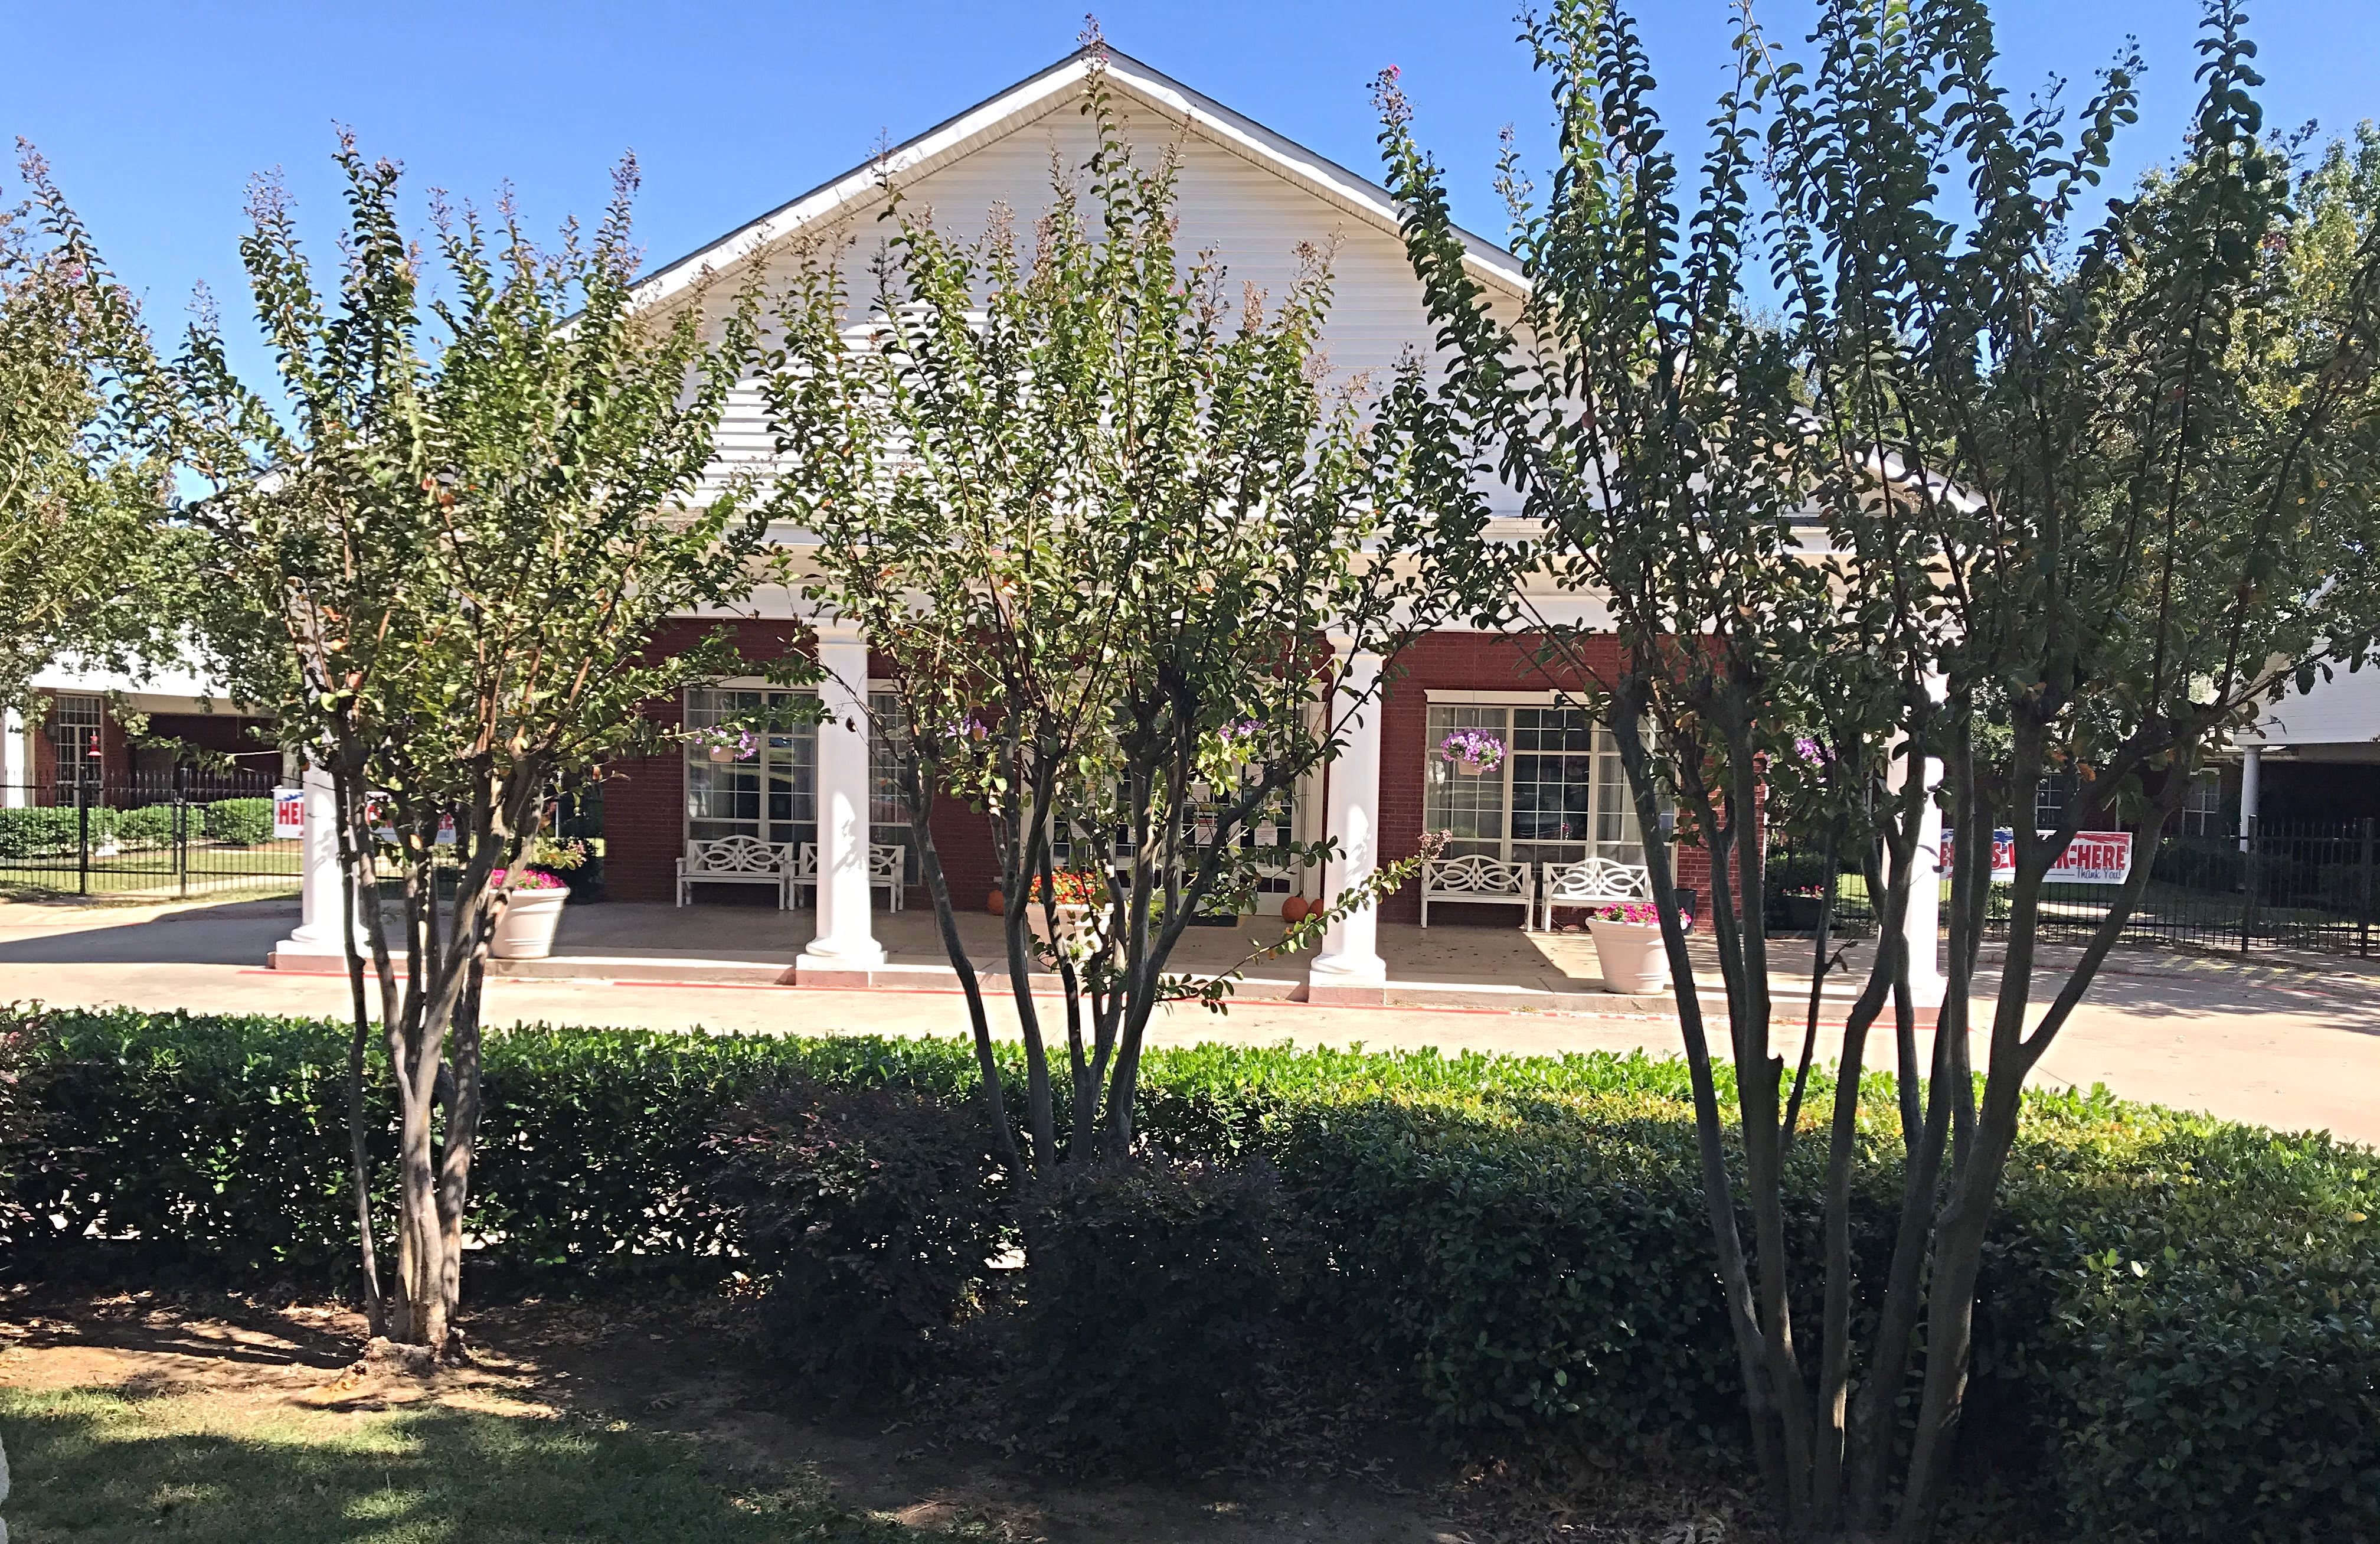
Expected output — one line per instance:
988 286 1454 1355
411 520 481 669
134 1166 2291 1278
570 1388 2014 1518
1424 703 1645 868
48 694 103 787
682 687 914 873
2180 769 2225 837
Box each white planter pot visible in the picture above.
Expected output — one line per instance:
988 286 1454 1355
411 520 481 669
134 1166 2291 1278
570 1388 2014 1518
491 886 569 959
1587 918 1669 994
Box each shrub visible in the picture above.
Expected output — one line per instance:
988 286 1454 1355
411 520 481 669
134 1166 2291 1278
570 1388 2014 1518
711 1078 1005 1389
4 1009 2373 1540
0 807 112 860
200 798 275 847
1013 1157 1282 1467
113 804 178 850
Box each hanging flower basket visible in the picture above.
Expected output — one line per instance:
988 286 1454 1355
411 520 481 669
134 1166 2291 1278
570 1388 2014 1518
1440 729 1506 776
688 726 759 763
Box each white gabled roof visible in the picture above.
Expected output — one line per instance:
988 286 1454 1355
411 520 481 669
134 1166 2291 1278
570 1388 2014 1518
632 45 1527 313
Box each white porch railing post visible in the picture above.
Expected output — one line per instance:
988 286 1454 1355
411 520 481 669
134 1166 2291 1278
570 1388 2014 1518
1308 645 1388 1000
798 621 885 983
1 707 25 807
1890 705 1947 1008
274 761 364 964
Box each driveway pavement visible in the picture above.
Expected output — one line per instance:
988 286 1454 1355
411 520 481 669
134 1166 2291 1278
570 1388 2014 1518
2 895 2375 1145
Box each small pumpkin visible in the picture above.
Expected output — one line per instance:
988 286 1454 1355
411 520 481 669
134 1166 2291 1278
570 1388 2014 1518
1279 895 1310 925
985 887 1006 915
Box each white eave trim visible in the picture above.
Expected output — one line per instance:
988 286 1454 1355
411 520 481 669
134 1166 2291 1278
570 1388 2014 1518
631 46 1527 315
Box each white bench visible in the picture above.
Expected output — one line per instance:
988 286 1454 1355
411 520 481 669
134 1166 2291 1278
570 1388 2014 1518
676 836 799 908
1539 856 1653 931
790 841 907 912
1420 854 1536 928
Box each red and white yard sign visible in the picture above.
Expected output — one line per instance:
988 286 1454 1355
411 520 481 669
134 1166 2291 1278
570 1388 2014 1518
1944 829 2135 885
272 787 305 840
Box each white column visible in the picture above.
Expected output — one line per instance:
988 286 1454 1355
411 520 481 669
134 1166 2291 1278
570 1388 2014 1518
2239 745 2263 852
1308 646 1388 996
1 708 26 808
798 620 884 981
1890 738 1947 1008
274 762 364 964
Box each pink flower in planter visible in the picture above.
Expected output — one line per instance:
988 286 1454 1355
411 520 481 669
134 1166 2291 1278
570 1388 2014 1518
490 868 568 892
1588 900 1692 931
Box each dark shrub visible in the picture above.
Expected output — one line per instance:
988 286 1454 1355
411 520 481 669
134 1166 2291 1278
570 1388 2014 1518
1014 1157 1281 1467
711 1078 1005 1389
200 798 274 847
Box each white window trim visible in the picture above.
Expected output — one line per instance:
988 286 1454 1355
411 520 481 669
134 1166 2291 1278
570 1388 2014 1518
1424 688 1594 707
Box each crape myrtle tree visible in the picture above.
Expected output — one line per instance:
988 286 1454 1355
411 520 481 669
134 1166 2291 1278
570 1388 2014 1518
1750 1 2380 1533
172 141 792 1353
765 50 1503 1168
0 143 185 717
1378 7 1940 1532
1382 1 2380 1538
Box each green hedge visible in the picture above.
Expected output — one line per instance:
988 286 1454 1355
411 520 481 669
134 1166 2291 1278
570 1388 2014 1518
0 807 114 860
2 1007 2372 1539
200 798 276 847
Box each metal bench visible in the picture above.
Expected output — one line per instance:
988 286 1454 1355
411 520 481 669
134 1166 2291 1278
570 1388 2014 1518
1538 856 1653 931
1420 854 1536 928
789 840 907 912
676 835 799 908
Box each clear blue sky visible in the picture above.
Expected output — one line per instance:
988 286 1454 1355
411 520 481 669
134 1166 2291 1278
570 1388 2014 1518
10 1 2378 376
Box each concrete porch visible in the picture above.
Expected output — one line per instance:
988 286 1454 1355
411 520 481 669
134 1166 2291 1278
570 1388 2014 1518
275 896 1694 1011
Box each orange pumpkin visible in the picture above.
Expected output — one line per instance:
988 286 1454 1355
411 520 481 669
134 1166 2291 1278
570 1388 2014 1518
1280 895 1310 925
985 887 1006 915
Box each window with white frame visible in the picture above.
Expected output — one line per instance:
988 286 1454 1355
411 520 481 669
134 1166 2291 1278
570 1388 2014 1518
2180 769 2225 836
48 693 103 786
682 687 914 878
1424 702 1646 868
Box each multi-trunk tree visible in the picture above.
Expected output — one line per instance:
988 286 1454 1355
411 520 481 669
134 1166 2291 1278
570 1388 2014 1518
1379 0 2380 1538
766 46 1503 1168
174 143 790 1353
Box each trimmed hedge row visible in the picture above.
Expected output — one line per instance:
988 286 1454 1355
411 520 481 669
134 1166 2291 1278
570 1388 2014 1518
2 1007 2374 1539
0 799 278 860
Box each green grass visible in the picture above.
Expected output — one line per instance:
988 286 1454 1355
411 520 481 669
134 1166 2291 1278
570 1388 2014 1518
0 1386 982 1543
0 845 303 900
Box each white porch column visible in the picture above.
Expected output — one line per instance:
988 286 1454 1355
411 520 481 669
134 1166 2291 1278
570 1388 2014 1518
1890 739 1947 1008
797 620 884 984
2239 745 2263 853
1307 646 1388 1003
273 762 363 966
1 708 26 808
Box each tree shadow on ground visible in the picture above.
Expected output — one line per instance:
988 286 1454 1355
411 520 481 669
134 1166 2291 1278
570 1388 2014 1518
0 1389 965 1543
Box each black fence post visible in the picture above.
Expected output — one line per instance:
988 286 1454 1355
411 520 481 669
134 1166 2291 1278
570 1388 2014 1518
2240 814 2260 955
76 776 91 897
174 763 190 899
2361 816 2375 960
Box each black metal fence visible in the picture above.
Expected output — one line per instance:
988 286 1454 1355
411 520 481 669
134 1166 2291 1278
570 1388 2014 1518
0 774 303 899
2026 819 2377 957
1766 819 2380 959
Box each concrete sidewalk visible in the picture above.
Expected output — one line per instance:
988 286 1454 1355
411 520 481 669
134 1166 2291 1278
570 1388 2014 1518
2 894 2375 1144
